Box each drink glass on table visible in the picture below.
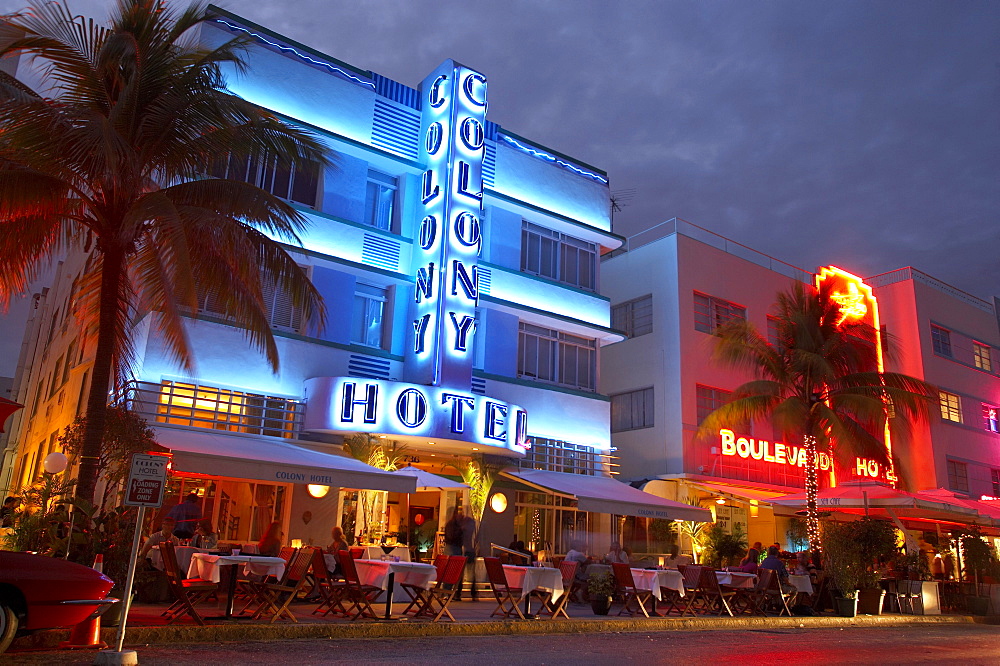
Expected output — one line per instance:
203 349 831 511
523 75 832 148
231 548 241 556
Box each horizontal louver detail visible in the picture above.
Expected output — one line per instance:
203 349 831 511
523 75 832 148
482 142 496 188
372 99 420 159
477 266 491 296
471 377 487 395
372 74 421 110
348 354 391 380
362 233 400 271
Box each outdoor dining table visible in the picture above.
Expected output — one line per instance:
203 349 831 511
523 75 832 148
502 564 564 617
715 571 757 589
361 545 411 562
188 553 287 619
788 574 814 596
351 559 438 620
631 568 685 616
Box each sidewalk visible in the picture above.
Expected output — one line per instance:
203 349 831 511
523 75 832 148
10 597 992 652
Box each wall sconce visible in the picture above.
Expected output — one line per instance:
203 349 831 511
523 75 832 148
307 484 330 498
490 492 508 513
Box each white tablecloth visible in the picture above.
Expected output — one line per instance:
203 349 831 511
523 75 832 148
354 559 438 591
188 553 286 583
503 565 565 602
360 546 411 562
715 571 757 589
788 574 814 595
631 568 685 600
149 545 206 573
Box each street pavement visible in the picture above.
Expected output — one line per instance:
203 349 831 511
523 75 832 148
5 624 998 664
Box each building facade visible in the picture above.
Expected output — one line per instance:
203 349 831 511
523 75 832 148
601 219 1000 550
2 10 709 557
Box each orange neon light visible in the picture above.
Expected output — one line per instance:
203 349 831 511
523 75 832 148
815 266 895 487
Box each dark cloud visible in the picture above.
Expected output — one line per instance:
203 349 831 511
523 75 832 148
1 0 997 301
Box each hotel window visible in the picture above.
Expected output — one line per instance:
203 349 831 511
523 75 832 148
520 221 597 291
766 315 781 347
694 292 746 334
931 325 952 357
611 387 654 432
198 267 307 334
364 169 398 231
521 438 605 475
210 151 320 208
517 323 597 391
983 404 999 433
696 384 731 425
939 391 962 423
351 283 386 348
947 459 968 494
992 469 1000 497
611 295 653 338
156 380 301 438
973 342 992 372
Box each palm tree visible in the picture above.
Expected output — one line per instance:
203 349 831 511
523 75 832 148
0 1 329 503
698 281 936 550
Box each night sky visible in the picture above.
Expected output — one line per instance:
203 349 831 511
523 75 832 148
1 0 998 373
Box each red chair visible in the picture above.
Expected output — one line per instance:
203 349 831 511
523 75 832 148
250 547 315 623
612 562 652 617
483 557 524 620
311 548 348 617
401 554 447 617
541 560 577 619
349 547 366 560
417 555 467 622
338 550 382 620
160 540 217 626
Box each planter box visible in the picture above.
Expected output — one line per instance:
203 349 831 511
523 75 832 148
857 588 885 615
835 596 858 618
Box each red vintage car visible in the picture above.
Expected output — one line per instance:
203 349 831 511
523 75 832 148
0 551 117 652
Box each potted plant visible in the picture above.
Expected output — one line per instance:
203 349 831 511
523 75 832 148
959 527 998 615
821 521 863 617
703 523 748 568
588 570 615 615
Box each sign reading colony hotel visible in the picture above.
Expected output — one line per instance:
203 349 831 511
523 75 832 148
704 267 897 488
305 61 528 455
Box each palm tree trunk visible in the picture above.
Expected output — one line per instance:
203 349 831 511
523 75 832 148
804 435 821 551
75 248 125 503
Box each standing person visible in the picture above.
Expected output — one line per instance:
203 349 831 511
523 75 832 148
257 521 283 557
166 493 202 540
443 508 464 556
458 507 478 601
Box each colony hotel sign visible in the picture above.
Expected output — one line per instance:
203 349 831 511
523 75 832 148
304 61 527 456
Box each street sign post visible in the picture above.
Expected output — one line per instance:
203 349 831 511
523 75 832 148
97 453 168 666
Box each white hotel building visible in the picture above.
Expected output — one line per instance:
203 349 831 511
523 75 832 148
1 9 706 554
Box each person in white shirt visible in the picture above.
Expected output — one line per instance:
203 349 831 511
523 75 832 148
605 542 629 564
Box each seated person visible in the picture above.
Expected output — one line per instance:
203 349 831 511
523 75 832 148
326 526 348 575
139 517 176 561
737 548 760 574
662 544 692 569
191 519 218 550
257 521 283 557
565 540 590 601
605 542 629 564
793 550 818 581
761 545 797 594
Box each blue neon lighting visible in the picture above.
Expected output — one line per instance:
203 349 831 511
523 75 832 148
499 135 608 184
214 19 376 90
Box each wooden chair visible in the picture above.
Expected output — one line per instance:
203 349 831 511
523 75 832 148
746 568 775 616
483 557 525 620
311 548 348 617
612 562 652 617
250 547 315 622
418 555 467 622
699 568 739 616
349 546 365 560
541 560 577 619
401 554 447 617
278 546 296 564
760 567 795 616
338 549 382 620
160 540 217 626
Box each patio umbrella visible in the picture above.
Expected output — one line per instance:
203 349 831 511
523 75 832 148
770 480 981 525
912 488 1000 526
0 396 23 433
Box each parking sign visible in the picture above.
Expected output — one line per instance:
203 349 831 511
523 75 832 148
124 453 168 507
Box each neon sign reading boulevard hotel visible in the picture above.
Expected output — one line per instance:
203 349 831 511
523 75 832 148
718 429 894 481
305 61 528 455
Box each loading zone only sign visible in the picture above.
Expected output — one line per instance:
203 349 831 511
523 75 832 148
124 453 168 507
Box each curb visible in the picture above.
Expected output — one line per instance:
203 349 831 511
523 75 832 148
11 614 992 651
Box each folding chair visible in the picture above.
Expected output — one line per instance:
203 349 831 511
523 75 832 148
612 562 652 617
696 568 738 617
311 548 348 617
483 556 525 620
401 554 447 617
539 560 576 619
419 555 467 622
160 540 217 626
338 549 382 620
250 547 315 622
678 565 704 615
746 568 775 616
762 568 795 616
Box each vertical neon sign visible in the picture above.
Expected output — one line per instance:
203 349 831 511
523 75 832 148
409 61 486 388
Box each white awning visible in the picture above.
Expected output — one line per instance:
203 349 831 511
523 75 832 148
152 427 416 494
503 469 712 522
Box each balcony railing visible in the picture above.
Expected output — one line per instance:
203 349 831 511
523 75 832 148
115 380 303 439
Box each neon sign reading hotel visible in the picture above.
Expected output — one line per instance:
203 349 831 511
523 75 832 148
303 60 527 455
